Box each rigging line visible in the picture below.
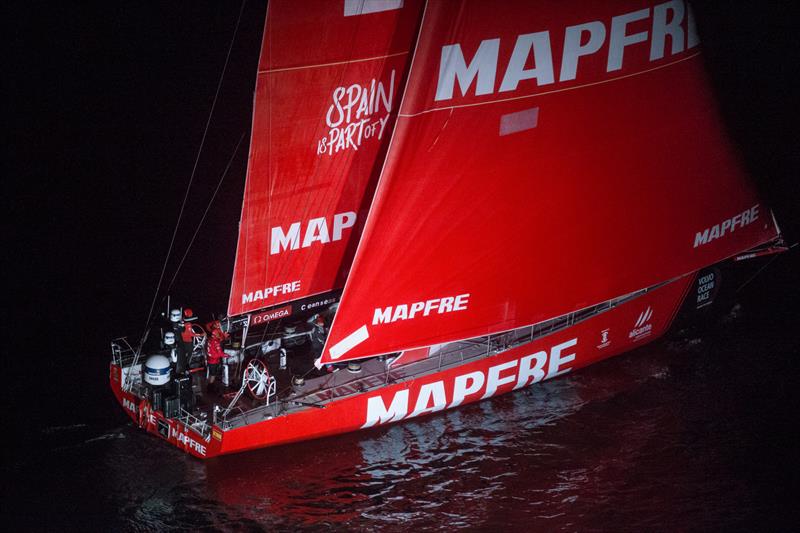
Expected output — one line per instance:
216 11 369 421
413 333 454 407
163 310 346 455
137 0 247 348
735 252 782 294
167 133 247 292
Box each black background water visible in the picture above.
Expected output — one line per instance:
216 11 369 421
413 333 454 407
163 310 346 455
5 2 799 530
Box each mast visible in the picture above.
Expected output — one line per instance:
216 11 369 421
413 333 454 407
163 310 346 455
227 0 424 317
319 0 780 365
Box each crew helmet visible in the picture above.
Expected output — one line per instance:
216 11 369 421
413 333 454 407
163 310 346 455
169 309 182 322
164 331 176 345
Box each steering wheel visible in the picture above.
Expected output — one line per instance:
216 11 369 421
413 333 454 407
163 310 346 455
244 359 272 399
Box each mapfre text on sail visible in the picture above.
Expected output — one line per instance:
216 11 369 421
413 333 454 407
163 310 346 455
435 0 699 101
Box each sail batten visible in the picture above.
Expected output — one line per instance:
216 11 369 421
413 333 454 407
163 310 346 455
319 0 780 364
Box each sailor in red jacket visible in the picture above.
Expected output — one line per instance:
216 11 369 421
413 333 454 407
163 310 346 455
179 308 201 369
206 323 226 390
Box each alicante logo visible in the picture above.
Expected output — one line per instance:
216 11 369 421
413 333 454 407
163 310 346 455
628 306 653 340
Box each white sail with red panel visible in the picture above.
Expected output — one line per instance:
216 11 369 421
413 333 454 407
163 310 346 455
227 0 424 317
319 0 780 365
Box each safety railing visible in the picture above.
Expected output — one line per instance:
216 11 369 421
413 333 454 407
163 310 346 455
261 285 653 410
111 337 137 367
177 408 212 440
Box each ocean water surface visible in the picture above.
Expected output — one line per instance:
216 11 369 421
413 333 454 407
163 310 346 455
7 261 797 531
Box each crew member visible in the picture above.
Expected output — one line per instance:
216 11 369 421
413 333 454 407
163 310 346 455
162 331 178 368
180 308 200 367
168 308 183 334
206 327 225 391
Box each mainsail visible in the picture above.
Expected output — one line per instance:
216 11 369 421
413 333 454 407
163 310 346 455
227 0 423 316
320 0 779 364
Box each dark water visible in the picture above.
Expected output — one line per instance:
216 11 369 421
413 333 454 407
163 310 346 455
5 2 798 531
6 258 797 531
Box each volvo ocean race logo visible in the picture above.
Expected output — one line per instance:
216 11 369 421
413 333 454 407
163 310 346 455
629 306 653 340
696 270 720 309
317 69 396 156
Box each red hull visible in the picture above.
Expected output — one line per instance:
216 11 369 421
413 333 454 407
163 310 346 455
110 275 692 458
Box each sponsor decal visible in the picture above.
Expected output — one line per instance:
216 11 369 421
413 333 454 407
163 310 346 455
693 204 759 248
328 293 470 360
270 212 356 255
212 429 223 442
170 425 207 456
696 270 719 308
122 397 137 414
372 293 470 325
629 306 653 340
317 70 396 156
242 280 301 306
362 338 578 428
251 305 293 326
435 0 699 102
597 328 611 349
299 295 338 312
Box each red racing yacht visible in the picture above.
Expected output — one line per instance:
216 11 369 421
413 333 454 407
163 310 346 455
110 0 785 458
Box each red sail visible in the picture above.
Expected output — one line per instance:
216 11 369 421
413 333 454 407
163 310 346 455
227 0 423 316
320 0 779 364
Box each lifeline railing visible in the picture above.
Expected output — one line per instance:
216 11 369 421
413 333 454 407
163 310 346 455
176 408 212 440
111 337 137 367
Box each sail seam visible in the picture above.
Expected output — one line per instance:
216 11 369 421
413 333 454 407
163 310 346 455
259 51 409 74
399 51 702 118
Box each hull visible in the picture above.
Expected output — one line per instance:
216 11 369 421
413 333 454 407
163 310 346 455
110 274 693 458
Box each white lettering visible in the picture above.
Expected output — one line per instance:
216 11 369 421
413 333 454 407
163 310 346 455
362 336 580 428
410 381 447 418
450 371 485 408
499 32 554 91
547 338 577 378
435 2 698 101
372 293 471 325
650 0 685 61
270 222 301 255
513 350 548 389
332 211 357 241
560 21 606 82
481 360 518 399
241 280 301 305
302 217 331 248
362 389 409 428
320 70 395 156
373 307 392 325
435 39 500 101
693 204 760 248
271 211 356 255
608 8 651 72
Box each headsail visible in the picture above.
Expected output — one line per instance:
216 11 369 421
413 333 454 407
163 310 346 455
320 0 780 364
227 0 424 316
